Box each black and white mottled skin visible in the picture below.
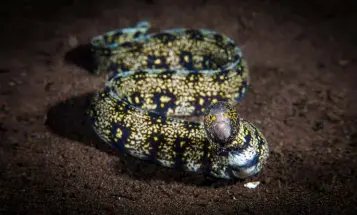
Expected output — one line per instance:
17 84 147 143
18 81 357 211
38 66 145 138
88 21 269 180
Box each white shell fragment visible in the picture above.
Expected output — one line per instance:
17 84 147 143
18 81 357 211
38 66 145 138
244 181 261 189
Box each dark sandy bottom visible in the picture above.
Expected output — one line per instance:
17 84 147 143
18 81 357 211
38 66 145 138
1 0 357 214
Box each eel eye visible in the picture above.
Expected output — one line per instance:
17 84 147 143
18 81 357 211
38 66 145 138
204 114 216 126
210 114 216 121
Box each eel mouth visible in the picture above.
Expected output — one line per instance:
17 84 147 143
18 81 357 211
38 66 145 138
231 167 257 179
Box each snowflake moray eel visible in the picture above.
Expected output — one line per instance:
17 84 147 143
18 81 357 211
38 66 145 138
88 21 269 180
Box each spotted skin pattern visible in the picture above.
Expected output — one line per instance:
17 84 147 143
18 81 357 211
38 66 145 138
88 21 269 180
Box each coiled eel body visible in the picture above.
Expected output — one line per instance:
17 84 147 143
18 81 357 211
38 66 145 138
88 21 269 180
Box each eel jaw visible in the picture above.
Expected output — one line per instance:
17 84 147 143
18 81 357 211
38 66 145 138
230 166 259 179
227 146 261 179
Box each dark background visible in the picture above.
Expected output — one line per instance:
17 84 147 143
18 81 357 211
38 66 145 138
0 0 357 214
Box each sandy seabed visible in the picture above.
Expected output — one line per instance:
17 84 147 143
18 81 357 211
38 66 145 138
0 0 357 214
